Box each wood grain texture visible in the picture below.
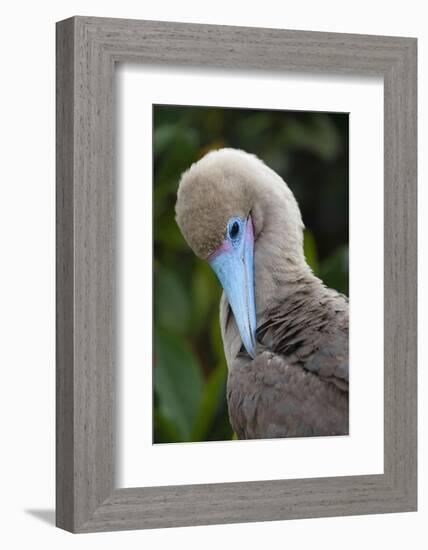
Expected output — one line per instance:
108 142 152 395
56 17 75 532
56 16 417 532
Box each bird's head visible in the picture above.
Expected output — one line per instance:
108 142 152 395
175 148 305 359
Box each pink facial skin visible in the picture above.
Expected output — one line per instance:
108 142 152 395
246 216 254 244
208 239 232 262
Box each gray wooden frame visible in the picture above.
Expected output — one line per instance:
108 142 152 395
56 16 417 533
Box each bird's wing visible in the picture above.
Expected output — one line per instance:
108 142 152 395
256 289 349 391
227 350 349 439
302 328 348 391
222 286 349 439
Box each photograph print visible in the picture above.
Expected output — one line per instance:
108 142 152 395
153 104 349 444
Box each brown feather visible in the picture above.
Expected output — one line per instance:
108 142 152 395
225 276 349 439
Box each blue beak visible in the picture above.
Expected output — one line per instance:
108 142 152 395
209 216 257 358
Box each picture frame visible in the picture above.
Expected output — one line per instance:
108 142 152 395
56 16 417 533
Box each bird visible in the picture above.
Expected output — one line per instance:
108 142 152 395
175 148 348 440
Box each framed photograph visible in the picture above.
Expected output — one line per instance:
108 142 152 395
56 16 417 532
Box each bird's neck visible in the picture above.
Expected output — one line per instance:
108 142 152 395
253 232 318 321
249 173 319 320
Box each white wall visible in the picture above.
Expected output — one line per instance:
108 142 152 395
0 1 425 548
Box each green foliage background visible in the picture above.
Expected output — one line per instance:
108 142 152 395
153 105 349 444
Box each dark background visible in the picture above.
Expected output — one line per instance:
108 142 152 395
153 105 349 444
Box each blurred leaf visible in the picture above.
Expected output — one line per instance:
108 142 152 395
192 260 221 330
303 229 319 274
154 106 190 127
191 363 228 441
153 408 183 444
282 114 340 161
154 327 203 439
235 113 272 141
319 245 349 295
154 266 191 334
210 305 226 363
155 126 199 185
154 124 179 157
155 215 188 250
207 394 234 441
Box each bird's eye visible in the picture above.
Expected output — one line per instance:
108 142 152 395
229 221 240 239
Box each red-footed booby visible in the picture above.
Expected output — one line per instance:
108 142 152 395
175 148 348 439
